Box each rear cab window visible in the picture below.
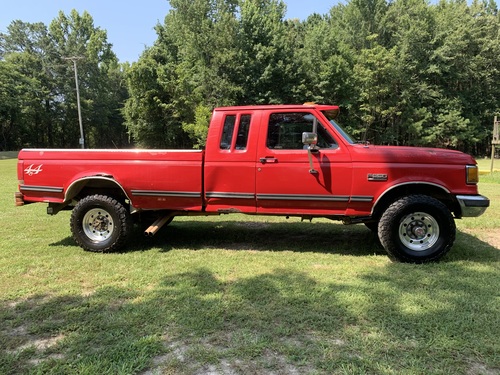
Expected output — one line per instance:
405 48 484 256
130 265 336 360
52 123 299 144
220 114 252 151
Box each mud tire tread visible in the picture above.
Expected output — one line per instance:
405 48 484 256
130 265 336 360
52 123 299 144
378 195 456 263
70 194 131 253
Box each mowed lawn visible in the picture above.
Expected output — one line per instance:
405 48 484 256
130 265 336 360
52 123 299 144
0 156 499 375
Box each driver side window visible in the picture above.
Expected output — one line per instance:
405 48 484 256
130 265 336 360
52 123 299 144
266 112 337 150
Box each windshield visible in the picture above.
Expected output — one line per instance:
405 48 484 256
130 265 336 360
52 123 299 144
321 110 355 144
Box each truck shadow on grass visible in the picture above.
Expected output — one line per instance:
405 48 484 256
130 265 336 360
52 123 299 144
51 219 385 256
130 219 499 262
131 220 385 256
52 219 499 262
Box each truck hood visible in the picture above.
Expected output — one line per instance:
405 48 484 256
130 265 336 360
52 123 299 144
349 144 476 165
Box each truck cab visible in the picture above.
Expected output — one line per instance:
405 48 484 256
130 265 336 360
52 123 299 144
204 104 352 216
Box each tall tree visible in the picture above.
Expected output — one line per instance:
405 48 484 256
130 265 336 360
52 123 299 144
0 11 128 150
0 21 55 149
49 10 128 148
235 0 293 104
124 0 241 148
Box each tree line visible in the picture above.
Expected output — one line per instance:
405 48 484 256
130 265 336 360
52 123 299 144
1 0 499 155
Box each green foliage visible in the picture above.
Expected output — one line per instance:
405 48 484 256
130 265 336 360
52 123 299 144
0 11 129 150
2 0 500 152
123 48 187 149
122 0 500 152
353 38 401 142
235 0 296 104
182 104 212 148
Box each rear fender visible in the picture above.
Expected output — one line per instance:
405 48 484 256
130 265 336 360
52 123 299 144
66 176 131 202
48 176 132 215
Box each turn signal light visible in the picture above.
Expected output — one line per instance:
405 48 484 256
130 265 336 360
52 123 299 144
466 165 479 184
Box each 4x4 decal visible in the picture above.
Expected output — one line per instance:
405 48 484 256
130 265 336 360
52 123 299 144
24 164 43 176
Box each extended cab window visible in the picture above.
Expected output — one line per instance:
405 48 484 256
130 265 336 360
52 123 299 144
220 114 252 150
235 114 251 150
267 112 337 150
220 115 236 150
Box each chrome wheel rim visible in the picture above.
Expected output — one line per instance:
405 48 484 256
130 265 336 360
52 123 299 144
399 212 439 251
83 208 114 242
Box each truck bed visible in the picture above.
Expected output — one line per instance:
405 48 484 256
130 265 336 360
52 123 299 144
18 149 204 210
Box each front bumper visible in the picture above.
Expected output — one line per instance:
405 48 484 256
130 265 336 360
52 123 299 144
456 195 490 217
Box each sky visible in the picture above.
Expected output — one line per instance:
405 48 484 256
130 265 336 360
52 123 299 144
0 0 335 63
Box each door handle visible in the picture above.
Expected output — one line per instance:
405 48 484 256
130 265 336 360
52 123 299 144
259 157 278 164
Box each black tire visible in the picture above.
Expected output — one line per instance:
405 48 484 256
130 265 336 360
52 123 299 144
378 195 456 263
70 194 131 252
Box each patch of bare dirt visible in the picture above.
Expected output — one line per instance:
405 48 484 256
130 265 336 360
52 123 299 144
467 361 500 375
141 332 314 375
463 228 500 250
3 323 66 366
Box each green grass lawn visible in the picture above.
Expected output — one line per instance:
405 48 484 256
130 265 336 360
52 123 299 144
1 157 499 374
477 157 500 174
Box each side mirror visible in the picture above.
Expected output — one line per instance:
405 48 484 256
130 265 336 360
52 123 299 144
302 132 319 174
302 132 318 146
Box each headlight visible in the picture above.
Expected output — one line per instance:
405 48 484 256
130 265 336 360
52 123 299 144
466 165 479 184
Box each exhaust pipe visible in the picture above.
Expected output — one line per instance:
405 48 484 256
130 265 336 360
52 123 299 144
144 215 173 237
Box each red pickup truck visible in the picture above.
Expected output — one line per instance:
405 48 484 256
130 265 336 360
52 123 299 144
15 104 489 263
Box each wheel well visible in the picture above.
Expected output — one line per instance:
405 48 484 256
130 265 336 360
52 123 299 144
48 177 130 216
68 177 129 205
372 184 458 221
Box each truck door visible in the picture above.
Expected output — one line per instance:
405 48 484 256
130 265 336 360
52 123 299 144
204 110 259 213
255 110 352 216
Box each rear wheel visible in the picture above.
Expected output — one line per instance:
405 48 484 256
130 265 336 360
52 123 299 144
378 195 456 263
70 194 131 252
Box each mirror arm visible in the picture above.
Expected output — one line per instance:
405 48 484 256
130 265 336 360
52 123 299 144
307 147 318 174
302 131 319 174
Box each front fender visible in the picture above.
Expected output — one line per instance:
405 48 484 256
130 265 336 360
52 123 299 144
371 181 452 217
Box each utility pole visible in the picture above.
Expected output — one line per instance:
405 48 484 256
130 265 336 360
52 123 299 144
64 56 85 149
491 117 499 174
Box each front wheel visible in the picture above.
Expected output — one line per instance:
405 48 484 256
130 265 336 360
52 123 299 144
70 194 131 252
378 195 456 263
